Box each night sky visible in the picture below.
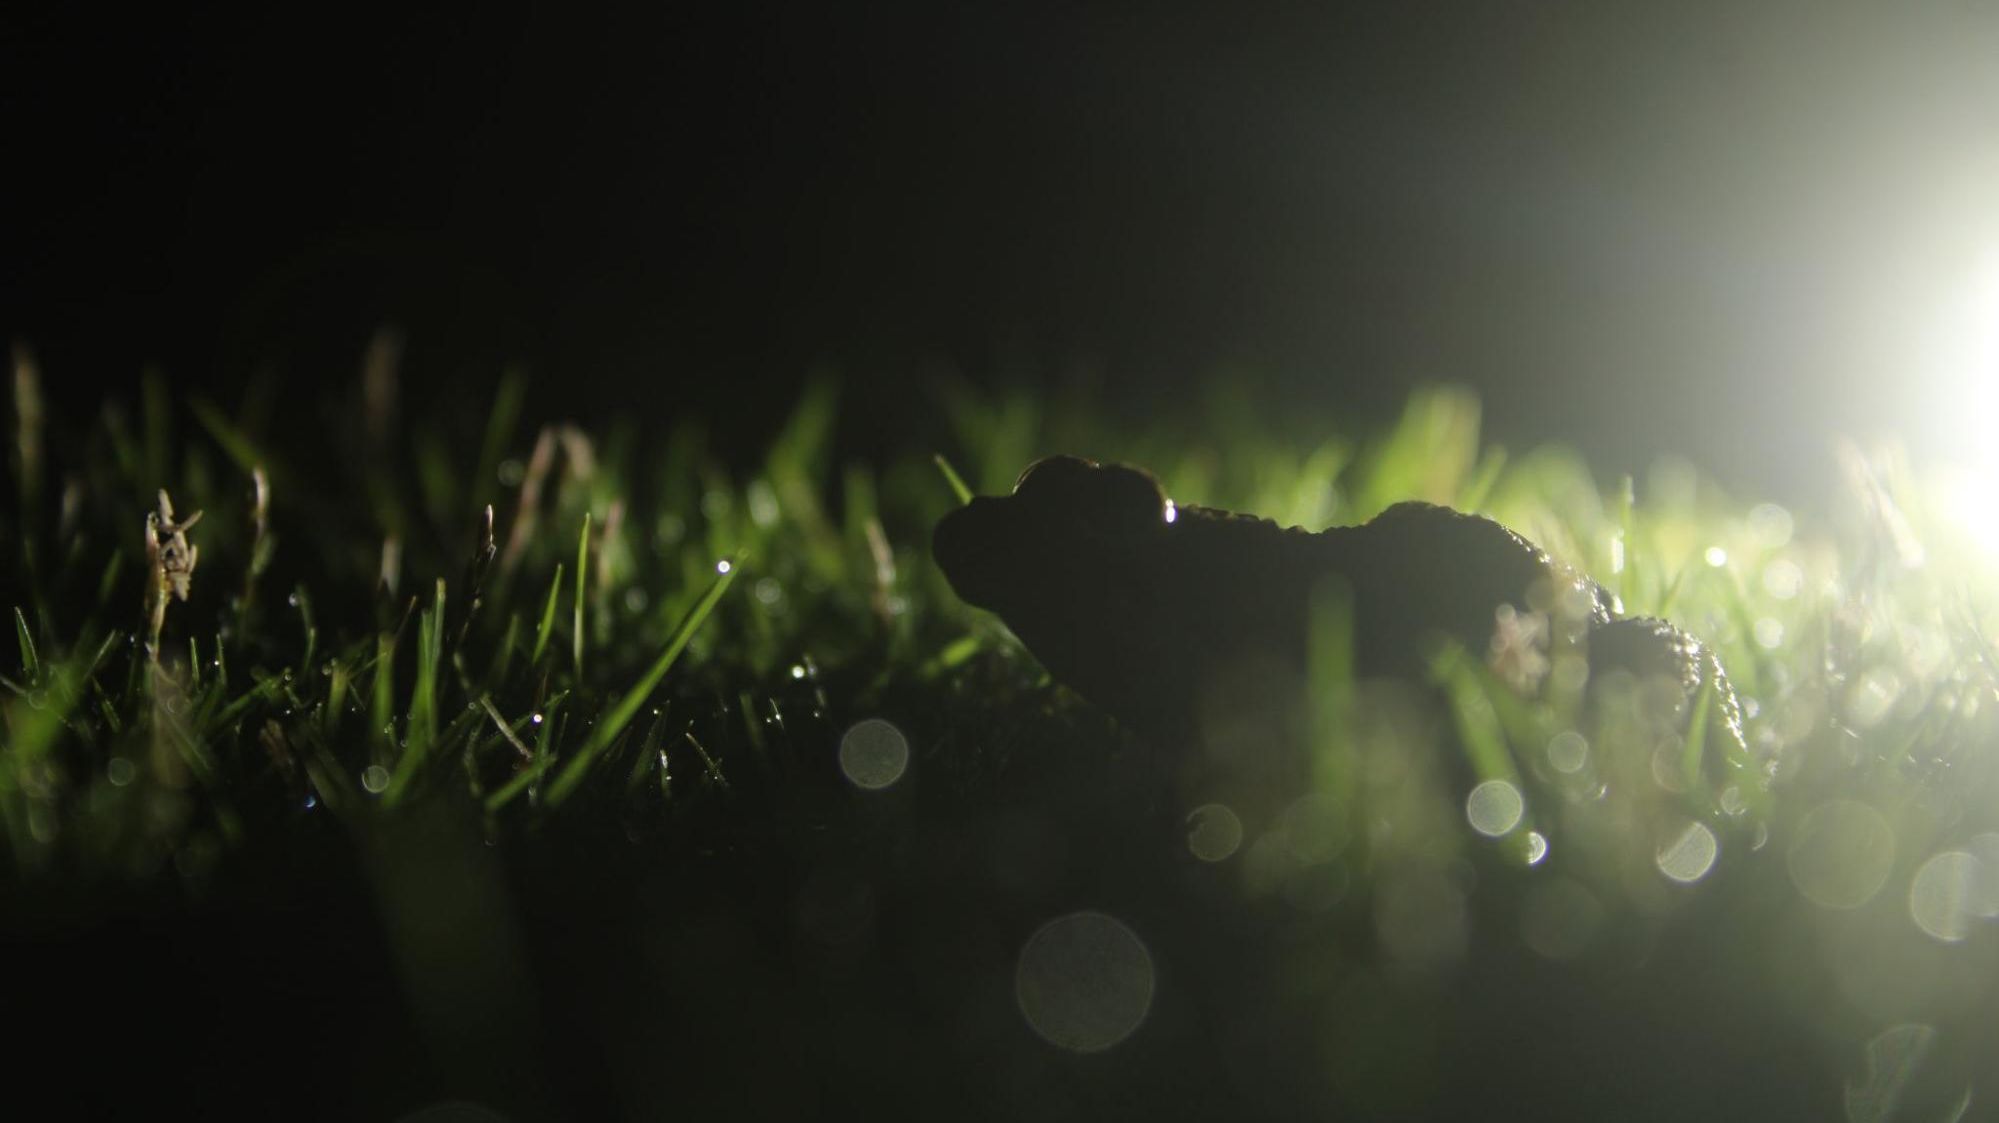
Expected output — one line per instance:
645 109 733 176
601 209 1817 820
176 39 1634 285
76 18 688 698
8 4 1999 496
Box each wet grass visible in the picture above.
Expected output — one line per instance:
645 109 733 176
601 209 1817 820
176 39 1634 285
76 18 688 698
5 339 1999 1120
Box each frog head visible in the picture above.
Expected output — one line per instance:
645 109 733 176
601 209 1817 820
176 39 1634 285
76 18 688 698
932 455 1176 618
932 455 1187 714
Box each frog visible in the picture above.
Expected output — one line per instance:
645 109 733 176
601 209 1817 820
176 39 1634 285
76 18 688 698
932 454 1747 804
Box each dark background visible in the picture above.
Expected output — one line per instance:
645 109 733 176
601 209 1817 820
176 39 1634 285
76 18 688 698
7 3 1999 497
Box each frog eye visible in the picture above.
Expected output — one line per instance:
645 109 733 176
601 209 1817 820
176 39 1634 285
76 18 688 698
1080 465 1172 537
1012 455 1097 500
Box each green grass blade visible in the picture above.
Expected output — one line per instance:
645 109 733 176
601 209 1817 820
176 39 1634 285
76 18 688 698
532 563 564 666
14 607 39 682
371 631 397 763
386 580 445 807
543 556 740 808
473 366 528 511
574 514 590 677
1678 675 1716 813
188 397 267 479
933 454 975 506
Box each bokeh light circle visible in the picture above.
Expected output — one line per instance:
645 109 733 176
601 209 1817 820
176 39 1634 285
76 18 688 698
1788 800 1897 909
1656 821 1719 884
1186 804 1244 862
1465 780 1525 837
1547 730 1589 773
838 718 910 790
1909 850 1983 943
1015 911 1156 1053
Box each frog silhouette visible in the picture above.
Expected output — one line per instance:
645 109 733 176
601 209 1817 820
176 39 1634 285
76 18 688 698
933 455 1745 797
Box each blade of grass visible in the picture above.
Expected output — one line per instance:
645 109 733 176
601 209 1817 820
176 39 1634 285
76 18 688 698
472 366 528 512
542 555 739 808
483 695 568 812
933 454 975 506
188 397 268 479
532 563 564 666
1678 675 1715 813
385 580 445 807
574 513 590 677
14 607 39 682
371 631 396 763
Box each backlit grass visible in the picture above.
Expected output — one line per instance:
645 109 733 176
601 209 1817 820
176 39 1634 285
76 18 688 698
6 340 1999 1117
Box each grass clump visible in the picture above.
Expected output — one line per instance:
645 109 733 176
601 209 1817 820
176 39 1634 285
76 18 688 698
5 342 1999 1118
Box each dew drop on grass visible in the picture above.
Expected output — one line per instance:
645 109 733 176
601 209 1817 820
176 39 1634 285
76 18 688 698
361 765 391 794
1015 911 1156 1053
838 718 909 790
1186 803 1243 862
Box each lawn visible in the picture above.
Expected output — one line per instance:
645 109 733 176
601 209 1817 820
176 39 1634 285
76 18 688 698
5 343 1996 1121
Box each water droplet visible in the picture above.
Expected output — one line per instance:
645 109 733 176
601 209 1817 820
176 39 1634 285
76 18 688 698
1704 546 1729 568
530 713 544 725
1015 911 1155 1053
790 665 806 680
1523 830 1549 866
106 757 137 787
715 559 732 575
361 765 391 794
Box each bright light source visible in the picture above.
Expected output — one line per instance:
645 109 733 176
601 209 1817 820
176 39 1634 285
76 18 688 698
1923 248 1999 554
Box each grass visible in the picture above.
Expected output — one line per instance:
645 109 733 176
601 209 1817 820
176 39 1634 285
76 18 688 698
6 340 1999 1118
